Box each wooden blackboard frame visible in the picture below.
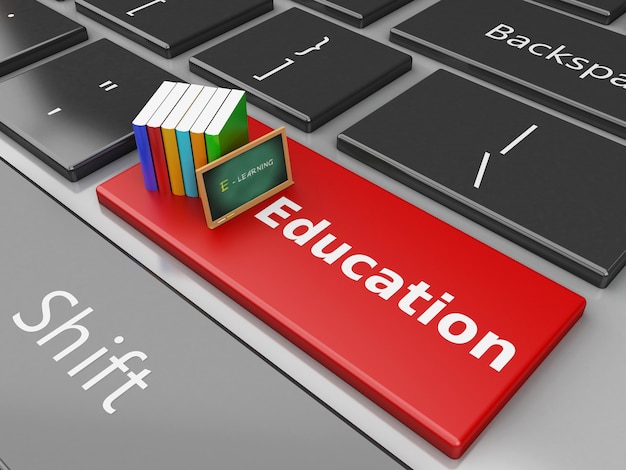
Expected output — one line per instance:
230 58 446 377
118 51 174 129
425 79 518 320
196 126 293 229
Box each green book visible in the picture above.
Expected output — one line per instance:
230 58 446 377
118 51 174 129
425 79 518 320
205 89 248 162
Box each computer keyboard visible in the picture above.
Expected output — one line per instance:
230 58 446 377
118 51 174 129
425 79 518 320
1 0 625 469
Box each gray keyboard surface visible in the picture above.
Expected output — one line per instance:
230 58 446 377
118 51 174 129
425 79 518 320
1 1 626 469
0 159 404 469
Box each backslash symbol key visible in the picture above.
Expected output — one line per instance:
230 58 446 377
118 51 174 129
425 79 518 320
473 124 538 189
338 69 626 286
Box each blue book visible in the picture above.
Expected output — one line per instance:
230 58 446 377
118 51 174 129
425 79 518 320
131 81 176 191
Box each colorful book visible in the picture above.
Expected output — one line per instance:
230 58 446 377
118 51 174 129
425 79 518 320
189 87 230 168
205 89 248 162
161 84 204 196
145 82 190 194
132 81 176 191
174 86 217 197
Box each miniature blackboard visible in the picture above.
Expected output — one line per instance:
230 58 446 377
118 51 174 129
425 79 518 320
196 126 293 228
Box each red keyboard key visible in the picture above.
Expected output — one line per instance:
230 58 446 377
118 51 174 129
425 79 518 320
97 118 585 458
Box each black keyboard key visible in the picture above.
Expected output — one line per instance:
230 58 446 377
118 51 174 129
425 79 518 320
291 0 413 27
391 0 626 139
75 0 273 58
191 8 411 132
533 0 626 24
0 0 87 77
338 70 626 288
0 39 178 181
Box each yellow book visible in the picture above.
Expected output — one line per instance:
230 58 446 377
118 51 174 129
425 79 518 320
161 84 203 196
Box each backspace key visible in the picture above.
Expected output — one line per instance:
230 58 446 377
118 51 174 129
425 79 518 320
391 0 626 139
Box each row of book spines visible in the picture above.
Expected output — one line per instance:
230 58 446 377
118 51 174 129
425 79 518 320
134 83 248 197
142 129 210 197
135 126 214 197
164 125 249 196
137 119 249 197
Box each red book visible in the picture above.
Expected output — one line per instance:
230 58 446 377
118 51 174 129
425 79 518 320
146 124 171 194
145 82 190 193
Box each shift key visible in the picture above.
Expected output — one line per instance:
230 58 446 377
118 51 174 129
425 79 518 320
391 0 626 138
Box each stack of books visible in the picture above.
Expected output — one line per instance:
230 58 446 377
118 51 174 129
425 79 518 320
132 81 249 197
